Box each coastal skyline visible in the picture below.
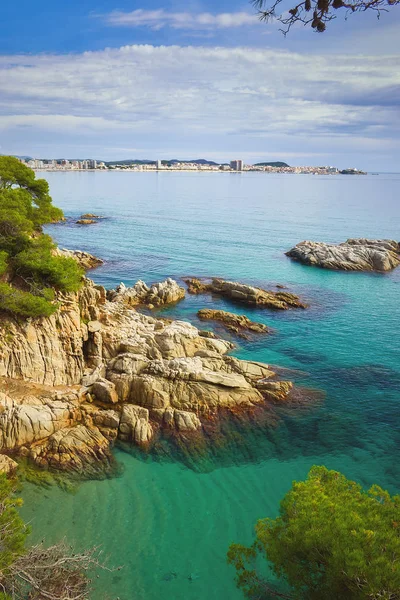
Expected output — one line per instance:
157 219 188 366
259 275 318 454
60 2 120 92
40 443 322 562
1 1 399 171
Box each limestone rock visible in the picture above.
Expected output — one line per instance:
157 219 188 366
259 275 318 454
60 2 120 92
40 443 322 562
108 278 185 307
0 392 80 450
0 280 104 385
54 248 104 270
286 239 400 272
32 424 113 474
197 308 268 335
255 380 293 401
91 379 119 404
119 405 153 445
184 278 305 309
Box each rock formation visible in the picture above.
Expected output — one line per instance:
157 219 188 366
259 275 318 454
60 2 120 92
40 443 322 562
197 309 268 336
54 248 104 270
0 277 295 476
108 278 185 307
184 278 306 309
286 239 400 272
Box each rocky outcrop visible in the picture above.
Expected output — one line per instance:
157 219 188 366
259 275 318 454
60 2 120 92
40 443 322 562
108 278 185 308
184 278 306 309
0 276 298 476
80 214 104 219
76 214 105 226
54 248 104 270
197 309 268 336
0 455 18 475
286 239 400 272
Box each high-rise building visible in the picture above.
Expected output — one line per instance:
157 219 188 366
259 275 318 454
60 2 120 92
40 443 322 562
230 160 243 171
156 160 162 169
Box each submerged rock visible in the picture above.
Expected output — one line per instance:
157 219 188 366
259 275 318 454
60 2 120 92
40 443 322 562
197 308 268 336
108 278 185 307
76 219 97 225
184 278 306 309
286 239 400 272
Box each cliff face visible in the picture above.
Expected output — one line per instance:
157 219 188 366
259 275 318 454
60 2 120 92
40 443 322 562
0 282 103 386
0 277 294 476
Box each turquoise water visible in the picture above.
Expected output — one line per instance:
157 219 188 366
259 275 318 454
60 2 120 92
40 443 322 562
21 171 400 599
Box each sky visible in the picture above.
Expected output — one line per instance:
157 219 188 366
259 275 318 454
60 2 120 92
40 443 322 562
0 0 399 169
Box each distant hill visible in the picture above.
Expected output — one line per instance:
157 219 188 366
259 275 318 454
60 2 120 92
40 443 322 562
7 155 33 161
254 161 290 168
167 159 219 166
105 159 155 166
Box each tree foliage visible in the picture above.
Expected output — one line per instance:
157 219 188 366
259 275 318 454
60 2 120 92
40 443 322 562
228 466 400 599
0 157 83 318
253 0 399 33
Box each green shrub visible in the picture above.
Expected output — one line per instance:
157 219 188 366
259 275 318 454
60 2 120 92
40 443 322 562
0 474 28 574
0 251 8 276
0 156 63 227
14 237 84 293
0 157 83 318
0 283 56 318
228 466 400 600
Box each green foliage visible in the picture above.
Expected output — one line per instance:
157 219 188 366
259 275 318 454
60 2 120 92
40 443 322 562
0 283 57 318
0 156 63 226
0 251 8 276
228 466 400 600
15 236 84 293
0 474 29 575
0 157 83 318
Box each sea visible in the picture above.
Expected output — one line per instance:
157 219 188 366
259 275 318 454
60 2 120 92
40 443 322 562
20 170 400 600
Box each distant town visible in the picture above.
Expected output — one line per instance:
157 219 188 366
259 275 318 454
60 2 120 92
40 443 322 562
18 157 366 175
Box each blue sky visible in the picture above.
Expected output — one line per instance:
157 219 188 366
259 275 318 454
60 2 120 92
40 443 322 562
1 0 399 169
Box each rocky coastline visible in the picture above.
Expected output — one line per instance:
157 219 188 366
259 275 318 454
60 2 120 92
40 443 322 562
286 239 400 272
0 260 308 478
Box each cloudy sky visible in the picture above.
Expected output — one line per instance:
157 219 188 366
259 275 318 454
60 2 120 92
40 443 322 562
1 0 399 169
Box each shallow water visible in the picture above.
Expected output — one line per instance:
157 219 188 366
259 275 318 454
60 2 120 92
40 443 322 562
21 171 400 599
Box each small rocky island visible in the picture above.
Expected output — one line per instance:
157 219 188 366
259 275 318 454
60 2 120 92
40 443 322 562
286 239 400 272
184 277 307 309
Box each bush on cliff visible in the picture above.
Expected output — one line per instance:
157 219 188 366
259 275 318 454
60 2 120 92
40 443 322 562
0 473 109 599
228 466 400 599
14 235 84 293
0 156 83 318
0 283 57 318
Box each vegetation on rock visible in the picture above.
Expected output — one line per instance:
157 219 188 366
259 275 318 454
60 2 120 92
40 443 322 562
228 466 400 599
0 156 84 318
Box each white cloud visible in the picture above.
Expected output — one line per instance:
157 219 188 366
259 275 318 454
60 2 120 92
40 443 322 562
104 9 258 30
0 45 399 165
